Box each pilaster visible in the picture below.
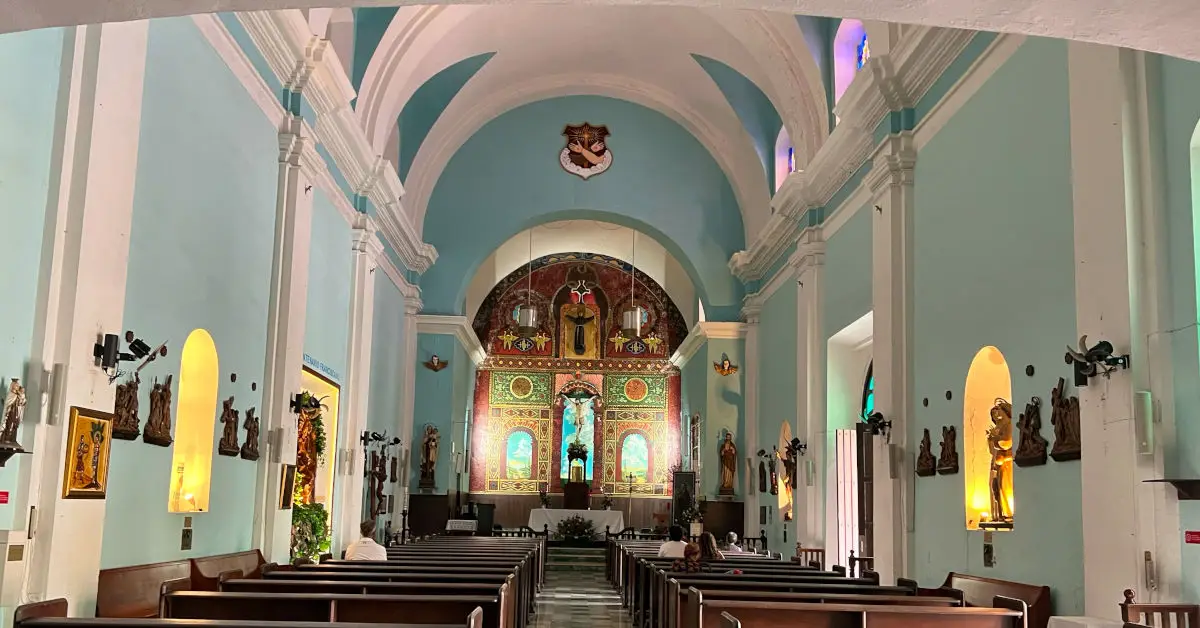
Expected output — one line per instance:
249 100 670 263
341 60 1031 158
22 21 149 613
866 132 916 584
252 116 316 564
792 229 826 548
332 215 383 553
393 294 422 527
740 304 761 538
1067 42 1178 615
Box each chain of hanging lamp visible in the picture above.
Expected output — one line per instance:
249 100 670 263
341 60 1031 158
620 231 644 338
516 228 538 338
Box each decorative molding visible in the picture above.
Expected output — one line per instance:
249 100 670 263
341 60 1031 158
866 133 918 194
192 14 286 129
730 26 976 284
415 315 487 365
351 214 385 262
742 226 824 310
232 10 437 275
670 321 747 367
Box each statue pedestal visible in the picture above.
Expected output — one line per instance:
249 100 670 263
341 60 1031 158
563 482 590 510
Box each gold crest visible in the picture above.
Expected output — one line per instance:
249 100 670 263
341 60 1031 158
560 123 612 180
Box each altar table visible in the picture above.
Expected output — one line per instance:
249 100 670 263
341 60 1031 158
528 509 625 538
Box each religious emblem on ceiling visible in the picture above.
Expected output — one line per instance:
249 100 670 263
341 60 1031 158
560 123 612 180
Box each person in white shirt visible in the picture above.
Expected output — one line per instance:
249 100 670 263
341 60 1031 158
344 520 388 561
724 531 744 553
658 525 688 558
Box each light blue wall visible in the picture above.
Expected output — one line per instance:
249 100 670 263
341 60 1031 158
397 53 494 183
704 338 745 498
1158 53 1200 602
412 333 456 491
367 273 405 436
681 341 708 487
102 17 278 569
421 96 745 321
822 207 872 340
757 281 797 549
910 38 1082 612
0 26 62 530
303 191 352 383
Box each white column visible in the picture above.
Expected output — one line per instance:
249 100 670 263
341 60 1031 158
251 116 316 564
393 294 422 528
332 215 383 554
793 229 825 548
866 133 916 583
740 306 760 539
1067 42 1177 616
21 21 149 613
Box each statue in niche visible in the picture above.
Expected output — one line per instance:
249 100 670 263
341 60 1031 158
419 424 440 489
112 374 141 440
916 428 936 477
563 302 596 357
143 375 174 447
986 399 1015 523
217 396 240 456
1050 377 1082 461
718 432 737 495
936 425 959 475
768 446 778 495
240 408 260 461
0 379 26 446
757 452 768 493
1014 396 1049 467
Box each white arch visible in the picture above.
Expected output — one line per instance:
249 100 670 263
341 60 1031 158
402 70 770 245
3 0 1198 63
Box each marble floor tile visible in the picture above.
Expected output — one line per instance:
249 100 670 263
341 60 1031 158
532 561 631 627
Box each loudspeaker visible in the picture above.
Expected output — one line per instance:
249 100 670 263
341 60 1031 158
94 334 119 369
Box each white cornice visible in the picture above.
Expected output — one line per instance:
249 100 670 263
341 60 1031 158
742 226 823 310
731 27 975 284
415 315 487 365
192 14 285 129
233 10 437 275
669 321 747 367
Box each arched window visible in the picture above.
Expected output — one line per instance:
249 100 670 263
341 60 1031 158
506 431 534 480
169 329 219 513
833 20 869 105
856 32 871 70
963 346 1014 531
859 361 875 421
774 128 796 193
620 433 649 483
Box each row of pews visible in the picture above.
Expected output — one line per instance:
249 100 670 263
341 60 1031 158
16 536 545 628
608 538 1035 628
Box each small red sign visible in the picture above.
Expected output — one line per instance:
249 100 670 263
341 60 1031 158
0 492 10 505
1186 531 1200 544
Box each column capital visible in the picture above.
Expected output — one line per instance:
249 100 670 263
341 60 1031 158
278 116 312 166
867 133 917 194
403 296 423 317
351 214 384 262
788 228 826 277
740 304 762 325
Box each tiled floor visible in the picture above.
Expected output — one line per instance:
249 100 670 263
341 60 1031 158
531 548 632 627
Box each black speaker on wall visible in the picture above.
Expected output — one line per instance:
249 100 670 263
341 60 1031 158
671 471 696 525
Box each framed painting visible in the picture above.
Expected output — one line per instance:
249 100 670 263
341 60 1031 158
279 464 296 509
61 407 114 499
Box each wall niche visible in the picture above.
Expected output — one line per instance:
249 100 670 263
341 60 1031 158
962 346 1014 531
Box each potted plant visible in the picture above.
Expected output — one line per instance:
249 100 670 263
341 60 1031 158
567 441 588 463
555 514 596 547
290 501 331 564
681 504 703 538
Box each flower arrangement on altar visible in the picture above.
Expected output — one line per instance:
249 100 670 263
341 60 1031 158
567 441 589 463
600 487 614 510
538 489 551 508
556 514 596 545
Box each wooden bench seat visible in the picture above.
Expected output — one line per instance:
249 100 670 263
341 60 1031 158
163 591 501 628
936 572 1050 628
96 561 192 618
682 589 1023 628
21 620 477 628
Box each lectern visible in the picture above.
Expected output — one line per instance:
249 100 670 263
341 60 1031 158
563 482 590 510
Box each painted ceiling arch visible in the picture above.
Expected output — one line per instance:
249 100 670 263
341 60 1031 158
6 1 1200 64
402 72 768 244
418 96 745 321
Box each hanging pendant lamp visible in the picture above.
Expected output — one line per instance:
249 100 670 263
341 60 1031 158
621 231 645 338
516 228 538 338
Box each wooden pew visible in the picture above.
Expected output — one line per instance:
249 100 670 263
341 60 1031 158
163 591 500 628
657 577 911 628
682 588 1023 628
1120 589 1200 627
933 573 1051 628
21 620 479 628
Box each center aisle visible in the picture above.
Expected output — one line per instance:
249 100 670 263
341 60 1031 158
531 546 631 627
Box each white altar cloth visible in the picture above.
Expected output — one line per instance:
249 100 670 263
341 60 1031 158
528 509 625 538
1047 617 1123 628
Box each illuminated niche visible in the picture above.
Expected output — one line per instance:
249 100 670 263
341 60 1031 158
777 422 793 519
300 368 340 514
169 329 219 513
963 346 1014 531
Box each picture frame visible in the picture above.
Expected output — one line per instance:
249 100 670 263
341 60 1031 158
279 464 297 509
61 407 114 499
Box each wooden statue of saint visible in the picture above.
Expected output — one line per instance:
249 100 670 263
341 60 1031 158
143 375 174 446
916 428 936 477
217 396 240 456
240 408 260 461
1014 396 1049 467
767 446 778 495
937 425 959 475
112 374 141 440
420 424 440 488
758 458 767 493
986 399 1014 522
718 432 736 495
1049 377 1082 461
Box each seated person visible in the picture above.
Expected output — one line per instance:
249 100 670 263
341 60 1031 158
724 531 744 553
670 543 703 573
658 524 688 558
344 520 388 561
698 531 725 560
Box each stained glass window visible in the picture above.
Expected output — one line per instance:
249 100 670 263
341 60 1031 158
621 434 649 483
787 147 795 173
856 34 871 70
860 362 875 422
506 431 533 479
